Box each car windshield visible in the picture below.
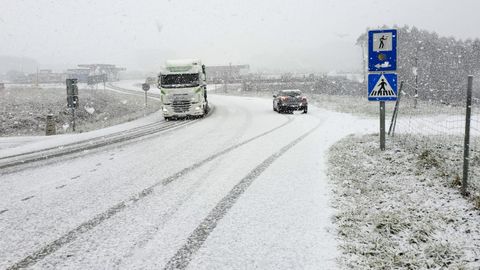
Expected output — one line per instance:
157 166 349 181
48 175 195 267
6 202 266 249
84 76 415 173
2 1 480 269
279 90 302 97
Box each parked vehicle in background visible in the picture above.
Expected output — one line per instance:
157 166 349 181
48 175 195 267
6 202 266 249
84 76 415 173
273 89 308 114
158 59 209 120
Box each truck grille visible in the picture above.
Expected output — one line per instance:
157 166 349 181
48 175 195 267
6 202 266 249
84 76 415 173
172 100 191 113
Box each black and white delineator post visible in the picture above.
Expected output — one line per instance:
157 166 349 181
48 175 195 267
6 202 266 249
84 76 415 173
367 29 398 150
66 78 79 132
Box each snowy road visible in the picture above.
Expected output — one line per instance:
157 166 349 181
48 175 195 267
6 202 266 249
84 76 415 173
0 94 375 269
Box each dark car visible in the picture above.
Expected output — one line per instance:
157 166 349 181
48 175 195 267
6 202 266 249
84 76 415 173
273 89 308 114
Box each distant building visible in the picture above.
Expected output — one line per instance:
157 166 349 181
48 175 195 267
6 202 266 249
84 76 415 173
66 64 126 83
66 69 90 83
0 83 4 90
77 64 126 81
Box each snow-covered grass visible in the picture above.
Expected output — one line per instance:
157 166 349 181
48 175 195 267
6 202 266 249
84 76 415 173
0 85 160 136
328 134 480 269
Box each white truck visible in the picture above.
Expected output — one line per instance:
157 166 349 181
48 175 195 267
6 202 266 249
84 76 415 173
158 59 209 120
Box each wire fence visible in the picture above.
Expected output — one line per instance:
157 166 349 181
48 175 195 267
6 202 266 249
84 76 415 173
391 76 480 195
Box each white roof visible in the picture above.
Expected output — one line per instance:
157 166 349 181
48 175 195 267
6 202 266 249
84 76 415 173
165 59 202 67
162 59 203 74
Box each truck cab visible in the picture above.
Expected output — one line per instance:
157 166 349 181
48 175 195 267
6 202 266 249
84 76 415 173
158 59 208 120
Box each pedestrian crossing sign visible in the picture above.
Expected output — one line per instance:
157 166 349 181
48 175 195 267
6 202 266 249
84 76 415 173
368 73 397 101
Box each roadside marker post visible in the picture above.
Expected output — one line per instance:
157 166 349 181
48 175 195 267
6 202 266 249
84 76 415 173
368 29 398 150
45 114 56 136
66 79 79 132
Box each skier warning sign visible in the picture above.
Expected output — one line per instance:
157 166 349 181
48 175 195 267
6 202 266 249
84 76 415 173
368 29 397 72
368 73 398 101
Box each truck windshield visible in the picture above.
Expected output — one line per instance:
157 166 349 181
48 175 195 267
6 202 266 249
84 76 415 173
161 74 199 88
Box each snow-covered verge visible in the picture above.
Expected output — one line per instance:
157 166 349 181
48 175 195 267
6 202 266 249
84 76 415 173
328 134 480 269
0 85 159 136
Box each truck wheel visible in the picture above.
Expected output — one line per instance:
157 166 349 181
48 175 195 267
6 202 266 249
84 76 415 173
164 116 172 121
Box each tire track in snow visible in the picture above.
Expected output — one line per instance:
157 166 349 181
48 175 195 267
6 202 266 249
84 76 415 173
0 106 215 173
0 121 184 171
116 96 257 263
163 120 322 270
6 116 294 270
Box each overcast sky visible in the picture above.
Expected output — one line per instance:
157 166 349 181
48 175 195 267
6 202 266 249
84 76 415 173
1 0 479 73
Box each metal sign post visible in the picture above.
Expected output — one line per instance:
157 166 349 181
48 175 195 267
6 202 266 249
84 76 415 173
368 29 398 150
388 81 404 136
462 75 474 196
142 83 150 116
71 107 76 131
380 101 385 150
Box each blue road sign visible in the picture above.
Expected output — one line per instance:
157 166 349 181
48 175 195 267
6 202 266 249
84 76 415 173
368 73 398 101
368 29 397 72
